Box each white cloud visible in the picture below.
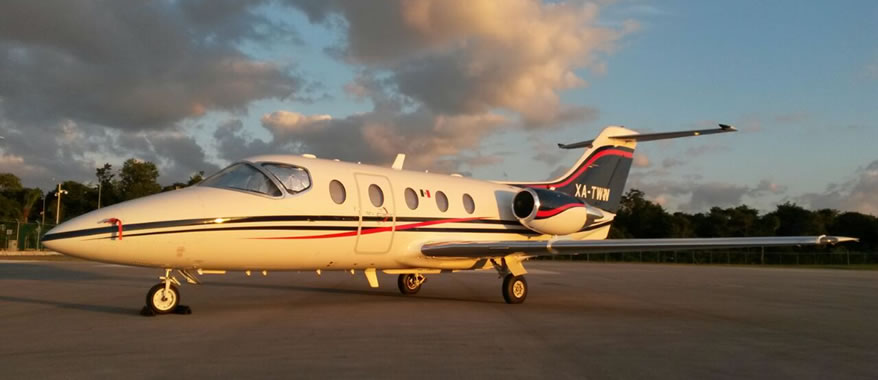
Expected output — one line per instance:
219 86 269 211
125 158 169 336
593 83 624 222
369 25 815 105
633 152 651 168
796 160 878 215
628 176 788 213
290 0 635 126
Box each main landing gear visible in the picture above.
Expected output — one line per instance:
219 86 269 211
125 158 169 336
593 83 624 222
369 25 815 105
501 274 528 304
493 258 528 304
398 273 426 295
141 269 191 316
396 266 528 304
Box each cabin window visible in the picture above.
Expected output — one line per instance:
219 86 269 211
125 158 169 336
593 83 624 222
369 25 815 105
436 191 449 212
262 163 311 194
405 188 419 210
329 180 346 204
405 187 420 210
463 193 475 214
369 184 384 207
200 163 282 197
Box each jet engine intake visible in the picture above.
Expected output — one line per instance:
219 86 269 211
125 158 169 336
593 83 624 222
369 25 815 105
512 188 604 236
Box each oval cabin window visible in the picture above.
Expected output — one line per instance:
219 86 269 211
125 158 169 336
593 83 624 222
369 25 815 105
405 188 419 210
369 184 384 207
329 180 346 204
463 193 475 214
436 191 449 212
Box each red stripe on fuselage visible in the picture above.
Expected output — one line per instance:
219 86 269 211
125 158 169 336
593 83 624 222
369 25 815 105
252 217 485 240
530 149 634 189
535 203 584 218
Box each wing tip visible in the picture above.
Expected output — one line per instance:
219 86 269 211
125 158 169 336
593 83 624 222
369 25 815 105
818 235 860 245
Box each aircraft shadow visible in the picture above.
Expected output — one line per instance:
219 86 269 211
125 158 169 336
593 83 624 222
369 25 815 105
0 263 145 283
203 281 503 304
0 295 138 316
0 263 109 281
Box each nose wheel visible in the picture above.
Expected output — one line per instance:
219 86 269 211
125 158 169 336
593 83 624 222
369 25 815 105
141 268 191 316
147 283 180 314
502 274 528 304
398 273 426 295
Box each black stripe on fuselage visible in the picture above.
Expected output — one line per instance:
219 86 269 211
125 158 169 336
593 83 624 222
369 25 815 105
42 215 526 242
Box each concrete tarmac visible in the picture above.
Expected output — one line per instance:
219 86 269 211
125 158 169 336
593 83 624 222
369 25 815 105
1 260 876 379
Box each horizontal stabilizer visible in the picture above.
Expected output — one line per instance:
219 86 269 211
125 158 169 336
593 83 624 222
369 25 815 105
558 124 736 149
421 235 857 258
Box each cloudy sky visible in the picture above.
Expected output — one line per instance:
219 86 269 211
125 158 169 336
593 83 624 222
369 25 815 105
0 0 875 214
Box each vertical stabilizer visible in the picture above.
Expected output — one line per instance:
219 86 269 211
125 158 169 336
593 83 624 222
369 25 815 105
507 124 736 213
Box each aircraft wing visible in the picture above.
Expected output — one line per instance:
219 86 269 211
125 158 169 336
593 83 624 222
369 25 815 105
421 236 857 258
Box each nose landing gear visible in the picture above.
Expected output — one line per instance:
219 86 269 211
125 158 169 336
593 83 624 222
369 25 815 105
141 268 191 316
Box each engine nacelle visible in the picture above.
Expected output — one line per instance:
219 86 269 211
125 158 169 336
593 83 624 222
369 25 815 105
512 188 604 236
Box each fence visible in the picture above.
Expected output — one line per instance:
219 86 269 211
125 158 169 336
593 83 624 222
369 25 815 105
545 249 877 266
0 221 56 251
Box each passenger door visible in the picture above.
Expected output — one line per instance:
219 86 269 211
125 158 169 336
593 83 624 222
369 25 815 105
354 173 395 253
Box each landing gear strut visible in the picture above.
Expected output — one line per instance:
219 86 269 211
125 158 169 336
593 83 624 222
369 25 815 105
501 274 528 304
398 273 426 295
142 268 190 316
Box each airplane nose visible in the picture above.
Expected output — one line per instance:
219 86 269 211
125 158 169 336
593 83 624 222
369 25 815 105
42 208 122 257
41 187 208 260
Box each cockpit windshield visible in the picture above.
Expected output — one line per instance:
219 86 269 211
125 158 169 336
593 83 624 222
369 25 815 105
199 163 282 197
261 163 311 194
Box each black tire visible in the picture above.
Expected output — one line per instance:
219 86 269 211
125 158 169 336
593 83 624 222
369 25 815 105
502 274 527 304
146 283 180 314
397 274 423 295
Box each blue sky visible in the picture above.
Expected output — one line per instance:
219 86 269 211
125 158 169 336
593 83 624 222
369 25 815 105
0 0 875 214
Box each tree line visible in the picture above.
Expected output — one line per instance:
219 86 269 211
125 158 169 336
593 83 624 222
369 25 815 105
0 159 202 224
610 189 877 252
0 161 875 252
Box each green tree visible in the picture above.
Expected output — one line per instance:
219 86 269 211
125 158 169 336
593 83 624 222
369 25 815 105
162 171 206 192
611 189 673 238
754 212 780 237
771 202 822 236
187 171 205 186
119 159 161 200
0 173 22 192
0 173 23 221
669 212 696 238
95 163 121 207
830 212 878 251
19 188 42 223
813 209 838 236
96 163 114 184
725 205 761 237
0 194 19 220
692 208 730 237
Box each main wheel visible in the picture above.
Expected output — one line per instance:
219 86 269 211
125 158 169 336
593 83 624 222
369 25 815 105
146 283 180 314
502 274 527 304
398 273 424 295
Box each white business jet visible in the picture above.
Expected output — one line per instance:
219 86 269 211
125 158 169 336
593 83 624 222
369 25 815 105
42 124 856 314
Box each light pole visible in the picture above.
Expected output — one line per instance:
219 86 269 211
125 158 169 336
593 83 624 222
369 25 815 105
41 194 47 226
54 183 68 225
38 194 47 250
97 182 102 209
